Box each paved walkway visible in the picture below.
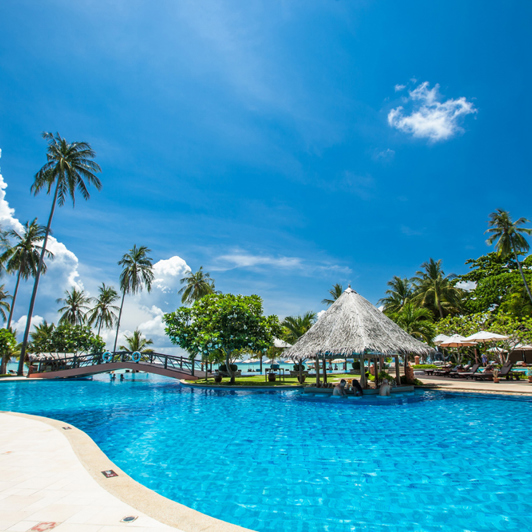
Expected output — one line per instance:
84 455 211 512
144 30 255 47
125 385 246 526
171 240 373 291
418 375 532 394
0 413 185 532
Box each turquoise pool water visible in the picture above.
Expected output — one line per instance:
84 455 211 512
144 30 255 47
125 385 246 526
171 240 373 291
1 376 531 532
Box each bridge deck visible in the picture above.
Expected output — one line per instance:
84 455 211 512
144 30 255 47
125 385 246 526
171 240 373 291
28 352 205 381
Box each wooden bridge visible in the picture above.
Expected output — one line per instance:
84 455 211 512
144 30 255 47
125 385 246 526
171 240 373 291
28 351 206 381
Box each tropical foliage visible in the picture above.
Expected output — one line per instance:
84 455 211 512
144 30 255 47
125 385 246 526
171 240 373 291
18 132 102 375
119 329 154 354
28 322 105 355
179 266 216 304
486 209 532 303
87 284 120 336
378 276 414 314
281 311 316 343
164 293 281 383
321 283 343 306
57 288 91 325
0 285 11 323
0 329 18 375
114 245 154 352
0 219 52 329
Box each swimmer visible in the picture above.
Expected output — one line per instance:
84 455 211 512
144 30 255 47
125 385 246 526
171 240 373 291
350 378 364 396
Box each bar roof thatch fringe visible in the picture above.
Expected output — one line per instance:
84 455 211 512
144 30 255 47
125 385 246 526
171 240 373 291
284 287 434 360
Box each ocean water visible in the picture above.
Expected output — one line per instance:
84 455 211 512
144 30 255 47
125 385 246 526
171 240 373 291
1 376 531 532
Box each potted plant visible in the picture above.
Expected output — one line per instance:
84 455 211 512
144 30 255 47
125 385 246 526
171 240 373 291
527 368 532 383
492 368 500 383
214 374 222 384
268 372 276 382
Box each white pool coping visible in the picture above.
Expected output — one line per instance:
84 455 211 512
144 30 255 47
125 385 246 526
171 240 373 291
0 412 252 532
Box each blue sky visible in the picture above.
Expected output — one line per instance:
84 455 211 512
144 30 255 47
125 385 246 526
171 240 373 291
0 0 531 348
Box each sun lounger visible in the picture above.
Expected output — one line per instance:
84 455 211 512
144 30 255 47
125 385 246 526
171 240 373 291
433 365 459 377
453 363 480 379
474 363 515 381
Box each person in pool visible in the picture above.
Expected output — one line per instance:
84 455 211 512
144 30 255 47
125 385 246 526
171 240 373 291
379 379 391 397
333 379 347 396
349 378 364 396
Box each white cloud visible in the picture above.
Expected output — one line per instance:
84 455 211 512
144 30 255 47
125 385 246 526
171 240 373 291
388 81 476 142
153 256 191 293
317 309 327 320
13 314 44 336
372 148 395 162
455 280 477 291
394 84 406 92
214 253 303 271
138 305 167 338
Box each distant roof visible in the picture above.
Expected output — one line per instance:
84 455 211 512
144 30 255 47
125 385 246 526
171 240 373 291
283 287 433 359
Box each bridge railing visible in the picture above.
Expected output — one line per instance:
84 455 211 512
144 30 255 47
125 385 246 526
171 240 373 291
34 351 204 376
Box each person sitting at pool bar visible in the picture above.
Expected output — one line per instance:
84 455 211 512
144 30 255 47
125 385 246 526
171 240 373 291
349 378 364 396
333 379 347 396
379 379 391 396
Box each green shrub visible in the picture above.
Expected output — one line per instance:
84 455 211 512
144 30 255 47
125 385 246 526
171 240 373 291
293 363 306 371
412 364 438 369
351 361 361 370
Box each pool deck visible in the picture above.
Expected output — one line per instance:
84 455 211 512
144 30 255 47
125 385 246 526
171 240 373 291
418 375 532 395
0 412 251 532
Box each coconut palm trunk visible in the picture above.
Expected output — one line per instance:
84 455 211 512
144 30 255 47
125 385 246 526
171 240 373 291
512 243 532 303
113 291 127 353
6 265 23 330
17 182 59 375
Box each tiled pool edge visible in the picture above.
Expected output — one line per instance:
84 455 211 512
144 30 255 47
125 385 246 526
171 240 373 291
3 411 254 532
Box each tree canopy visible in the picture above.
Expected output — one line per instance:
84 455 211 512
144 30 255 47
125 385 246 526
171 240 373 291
164 293 281 383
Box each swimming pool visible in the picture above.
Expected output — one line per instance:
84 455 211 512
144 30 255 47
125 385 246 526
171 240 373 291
1 376 531 532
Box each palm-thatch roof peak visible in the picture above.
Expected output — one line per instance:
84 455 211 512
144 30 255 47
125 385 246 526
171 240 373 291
284 286 433 359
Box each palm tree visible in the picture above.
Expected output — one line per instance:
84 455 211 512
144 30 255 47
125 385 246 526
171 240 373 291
18 132 102 375
486 209 532 303
29 320 55 347
0 285 11 323
179 267 215 304
1 219 53 329
282 311 317 343
119 329 154 354
321 283 343 306
57 288 91 325
390 303 435 343
412 258 463 319
113 245 154 353
87 284 120 336
378 276 414 314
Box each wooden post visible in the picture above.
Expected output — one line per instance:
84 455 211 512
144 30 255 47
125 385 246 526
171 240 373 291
395 355 401 386
316 357 321 386
323 357 328 384
360 355 366 388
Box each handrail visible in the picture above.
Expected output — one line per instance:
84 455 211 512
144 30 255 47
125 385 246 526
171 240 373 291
33 351 204 376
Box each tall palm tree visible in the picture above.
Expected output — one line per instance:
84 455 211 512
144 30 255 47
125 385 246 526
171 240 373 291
0 285 11 323
321 283 344 306
18 132 102 375
486 209 532 303
412 258 463 319
87 284 120 336
378 276 414 314
1 219 53 329
282 311 317 343
390 303 435 343
57 288 91 325
113 245 154 353
179 266 215 304
119 329 154 354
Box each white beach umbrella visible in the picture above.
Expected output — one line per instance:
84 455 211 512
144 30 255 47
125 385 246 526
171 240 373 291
433 334 451 345
331 358 345 364
274 338 292 348
439 334 477 347
515 344 532 350
463 331 509 343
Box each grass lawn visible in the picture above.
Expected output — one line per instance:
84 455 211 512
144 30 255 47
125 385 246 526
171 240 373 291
186 373 360 387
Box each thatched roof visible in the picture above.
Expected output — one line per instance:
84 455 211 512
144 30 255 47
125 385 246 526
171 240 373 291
284 287 433 359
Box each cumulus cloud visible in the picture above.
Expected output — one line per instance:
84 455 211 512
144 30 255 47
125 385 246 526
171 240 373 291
388 82 476 142
153 256 191 293
394 84 406 92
